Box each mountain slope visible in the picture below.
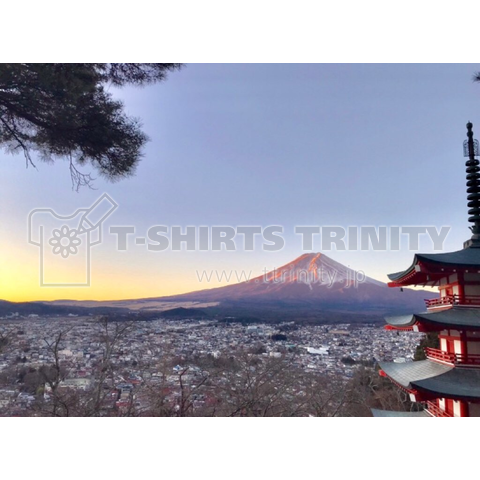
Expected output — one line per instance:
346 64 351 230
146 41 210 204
159 253 434 313
33 253 436 316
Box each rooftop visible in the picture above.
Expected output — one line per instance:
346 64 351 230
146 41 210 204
385 307 480 331
388 244 480 287
371 408 429 417
380 359 480 400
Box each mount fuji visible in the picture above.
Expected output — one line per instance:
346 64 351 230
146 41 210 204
38 253 435 321
157 253 434 314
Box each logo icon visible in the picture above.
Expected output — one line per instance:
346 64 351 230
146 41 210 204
28 194 118 287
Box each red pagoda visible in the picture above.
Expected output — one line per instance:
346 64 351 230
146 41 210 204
374 122 480 417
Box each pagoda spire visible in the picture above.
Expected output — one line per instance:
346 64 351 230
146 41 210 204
465 122 480 238
376 122 480 417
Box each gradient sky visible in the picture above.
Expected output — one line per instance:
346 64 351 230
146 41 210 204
2 63 480 302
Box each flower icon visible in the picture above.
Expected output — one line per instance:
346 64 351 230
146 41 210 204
49 225 81 258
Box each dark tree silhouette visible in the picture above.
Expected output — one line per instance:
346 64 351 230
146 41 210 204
0 63 182 189
413 332 439 361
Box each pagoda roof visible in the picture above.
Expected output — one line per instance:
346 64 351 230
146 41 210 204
379 359 480 400
371 408 429 417
388 244 480 287
385 307 480 331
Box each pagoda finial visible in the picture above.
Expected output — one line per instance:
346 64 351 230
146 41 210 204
464 122 480 238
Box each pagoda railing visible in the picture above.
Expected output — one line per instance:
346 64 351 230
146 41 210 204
426 400 453 417
425 294 480 308
425 347 480 366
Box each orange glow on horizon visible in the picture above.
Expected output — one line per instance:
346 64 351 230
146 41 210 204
1 238 434 303
0 245 234 303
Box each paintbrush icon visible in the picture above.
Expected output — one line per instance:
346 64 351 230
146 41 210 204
76 193 118 235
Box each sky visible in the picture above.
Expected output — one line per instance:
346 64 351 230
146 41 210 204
1 63 480 302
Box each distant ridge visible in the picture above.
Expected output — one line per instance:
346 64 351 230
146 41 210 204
160 307 207 318
8 253 436 320
0 300 128 317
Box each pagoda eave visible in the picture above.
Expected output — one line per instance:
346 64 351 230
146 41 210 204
371 408 430 417
388 264 464 288
379 359 480 402
379 367 438 402
384 324 417 332
385 307 480 331
388 247 480 287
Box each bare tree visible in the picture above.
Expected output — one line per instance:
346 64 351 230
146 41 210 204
338 365 416 416
88 316 133 415
0 329 10 354
209 353 308 417
39 329 72 416
30 316 134 417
